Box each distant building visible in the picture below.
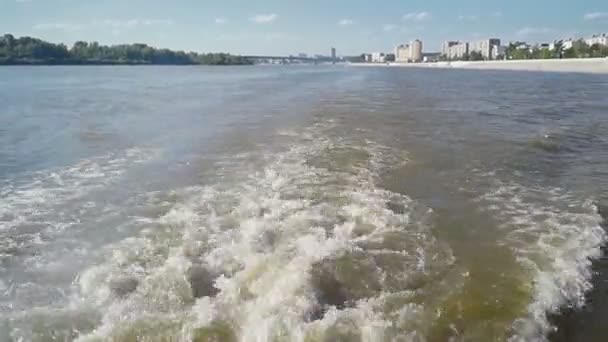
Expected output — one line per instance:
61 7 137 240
441 41 460 56
331 47 337 63
394 39 423 63
586 34 608 46
441 40 501 60
422 52 441 63
445 42 469 60
562 40 574 50
363 54 372 63
371 52 386 63
469 38 501 60
298 53 308 58
395 44 410 63
510 41 529 51
491 45 507 60
410 40 423 62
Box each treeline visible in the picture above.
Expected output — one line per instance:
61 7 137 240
0 34 253 65
505 40 608 60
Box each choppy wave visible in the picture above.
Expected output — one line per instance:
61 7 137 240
51 123 457 342
0 147 158 288
0 147 157 229
477 182 606 341
2 123 606 342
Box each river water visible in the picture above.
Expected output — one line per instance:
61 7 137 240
0 66 607 342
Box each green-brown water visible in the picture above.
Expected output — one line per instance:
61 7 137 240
1 66 607 341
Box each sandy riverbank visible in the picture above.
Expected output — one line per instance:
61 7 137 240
352 58 608 74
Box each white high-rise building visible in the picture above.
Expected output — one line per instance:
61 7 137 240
409 40 423 62
443 39 501 60
395 44 410 63
394 40 423 63
371 52 386 63
469 39 501 59
446 42 469 60
491 45 507 60
586 34 608 46
442 41 459 56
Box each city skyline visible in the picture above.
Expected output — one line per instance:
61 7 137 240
2 0 608 56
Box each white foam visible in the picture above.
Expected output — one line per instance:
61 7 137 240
0 147 157 229
68 124 450 341
480 183 606 341
0 147 160 334
0 148 158 265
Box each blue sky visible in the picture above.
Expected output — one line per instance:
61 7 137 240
2 0 608 55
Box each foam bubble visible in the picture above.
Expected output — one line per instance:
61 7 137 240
479 183 606 340
0 148 158 261
69 124 452 341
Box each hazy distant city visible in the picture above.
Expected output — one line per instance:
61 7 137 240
253 32 608 65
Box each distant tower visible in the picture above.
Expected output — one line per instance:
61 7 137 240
409 40 423 62
331 47 337 64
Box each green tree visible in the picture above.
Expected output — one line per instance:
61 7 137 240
563 47 576 59
469 51 484 61
505 42 528 60
539 48 553 59
510 48 530 60
571 40 590 58
0 33 253 65
553 40 563 59
0 34 16 59
594 44 608 58
71 41 89 59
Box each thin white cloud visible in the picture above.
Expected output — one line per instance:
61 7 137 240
33 19 173 33
218 32 290 42
338 19 354 27
458 15 479 21
382 24 396 32
141 19 173 26
402 11 430 21
584 12 608 21
215 17 227 25
217 33 251 41
516 27 556 36
33 23 84 31
400 27 411 34
98 19 139 29
264 32 289 41
250 13 278 24
91 19 173 32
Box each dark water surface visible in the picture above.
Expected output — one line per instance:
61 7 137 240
1 66 607 341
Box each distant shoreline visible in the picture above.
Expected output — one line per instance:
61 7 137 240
0 34 253 66
351 58 608 74
0 61 252 66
